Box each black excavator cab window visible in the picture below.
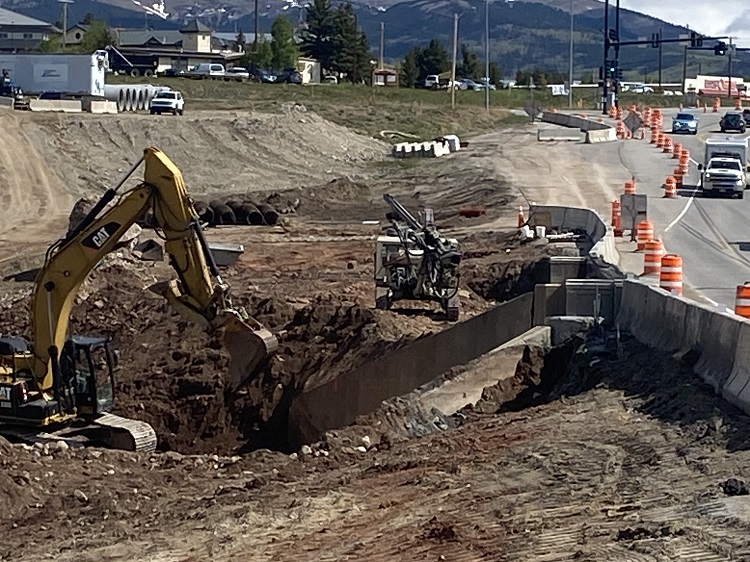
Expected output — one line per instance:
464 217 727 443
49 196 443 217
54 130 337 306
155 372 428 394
62 337 115 416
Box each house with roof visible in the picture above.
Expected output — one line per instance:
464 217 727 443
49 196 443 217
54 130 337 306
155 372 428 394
107 20 248 75
0 7 57 52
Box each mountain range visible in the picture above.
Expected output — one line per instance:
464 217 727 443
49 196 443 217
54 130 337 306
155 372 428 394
7 0 749 79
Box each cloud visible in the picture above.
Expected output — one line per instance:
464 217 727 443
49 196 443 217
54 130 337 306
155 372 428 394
615 1 750 46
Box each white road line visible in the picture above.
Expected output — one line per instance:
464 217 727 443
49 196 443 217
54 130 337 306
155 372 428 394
665 160 698 232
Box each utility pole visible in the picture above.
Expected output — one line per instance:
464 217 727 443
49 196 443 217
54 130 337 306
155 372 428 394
59 0 73 49
568 0 573 109
253 0 259 50
658 26 663 86
601 0 609 114
728 36 733 100
485 0 490 112
682 46 688 90
613 0 620 107
451 13 458 110
379 21 384 69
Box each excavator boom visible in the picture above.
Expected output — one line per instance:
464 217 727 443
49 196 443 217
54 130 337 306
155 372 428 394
30 147 277 394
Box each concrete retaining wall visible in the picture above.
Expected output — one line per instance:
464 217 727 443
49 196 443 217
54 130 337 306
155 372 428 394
537 128 585 142
29 99 82 112
288 292 533 445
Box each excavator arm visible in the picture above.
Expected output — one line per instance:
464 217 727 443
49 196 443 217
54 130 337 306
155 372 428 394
30 147 277 393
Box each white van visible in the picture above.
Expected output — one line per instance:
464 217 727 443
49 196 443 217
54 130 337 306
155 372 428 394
189 63 225 79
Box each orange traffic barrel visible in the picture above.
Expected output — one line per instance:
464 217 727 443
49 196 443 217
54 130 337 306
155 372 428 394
735 283 750 318
672 142 682 158
517 206 525 227
662 135 673 153
636 220 654 250
643 240 664 275
664 177 678 198
673 168 684 188
649 127 658 144
611 200 622 236
660 254 683 295
624 180 636 195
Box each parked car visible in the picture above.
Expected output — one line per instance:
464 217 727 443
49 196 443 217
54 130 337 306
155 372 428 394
459 79 481 91
225 67 250 82
631 85 654 94
742 108 750 124
720 111 746 133
278 68 302 84
162 67 186 77
188 63 225 80
323 75 338 85
251 68 278 83
149 89 184 115
672 112 699 135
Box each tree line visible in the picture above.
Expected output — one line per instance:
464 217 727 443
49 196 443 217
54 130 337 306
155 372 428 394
398 39 501 87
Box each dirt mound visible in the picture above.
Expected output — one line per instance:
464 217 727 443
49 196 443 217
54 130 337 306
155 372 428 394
23 111 387 198
0 259 417 455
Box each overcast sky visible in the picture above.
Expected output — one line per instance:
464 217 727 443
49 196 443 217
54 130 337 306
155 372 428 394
616 1 750 46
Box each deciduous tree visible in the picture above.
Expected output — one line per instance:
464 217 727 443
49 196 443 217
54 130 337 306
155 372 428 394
271 16 298 69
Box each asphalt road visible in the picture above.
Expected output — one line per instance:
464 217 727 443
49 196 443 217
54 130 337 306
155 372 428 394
618 107 750 307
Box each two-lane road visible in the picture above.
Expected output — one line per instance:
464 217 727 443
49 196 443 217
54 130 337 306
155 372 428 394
620 108 750 307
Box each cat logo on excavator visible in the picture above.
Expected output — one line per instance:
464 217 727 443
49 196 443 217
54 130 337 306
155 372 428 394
81 222 121 250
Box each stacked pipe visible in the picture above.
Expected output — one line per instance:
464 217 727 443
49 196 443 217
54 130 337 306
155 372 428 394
103 84 164 112
194 199 282 227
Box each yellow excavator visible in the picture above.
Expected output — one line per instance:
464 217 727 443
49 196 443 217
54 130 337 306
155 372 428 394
0 147 278 452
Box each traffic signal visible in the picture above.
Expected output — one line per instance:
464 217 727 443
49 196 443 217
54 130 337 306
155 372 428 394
690 32 697 48
608 29 619 43
650 32 660 48
714 41 727 55
616 68 624 80
598 66 603 80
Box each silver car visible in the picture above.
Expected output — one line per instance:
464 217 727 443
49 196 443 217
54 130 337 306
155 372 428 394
672 112 699 135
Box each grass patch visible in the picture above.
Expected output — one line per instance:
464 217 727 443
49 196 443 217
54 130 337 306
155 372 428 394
110 75 541 139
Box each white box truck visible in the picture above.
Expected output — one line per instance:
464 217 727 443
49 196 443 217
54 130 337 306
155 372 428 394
698 137 749 198
0 51 108 96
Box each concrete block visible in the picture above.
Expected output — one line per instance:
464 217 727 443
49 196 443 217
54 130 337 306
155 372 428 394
28 99 82 113
443 134 460 152
585 128 617 143
0 97 14 110
723 322 750 412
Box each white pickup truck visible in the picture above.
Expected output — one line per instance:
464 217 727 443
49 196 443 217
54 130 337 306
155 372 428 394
699 137 749 198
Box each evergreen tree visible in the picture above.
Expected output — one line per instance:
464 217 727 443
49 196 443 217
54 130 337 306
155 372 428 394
457 44 481 79
301 0 337 70
331 3 370 83
399 47 420 87
82 13 96 25
241 36 272 68
416 39 449 79
80 18 112 52
270 16 298 69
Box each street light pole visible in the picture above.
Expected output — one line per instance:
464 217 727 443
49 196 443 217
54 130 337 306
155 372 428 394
601 0 610 114
485 0 490 111
568 0 573 109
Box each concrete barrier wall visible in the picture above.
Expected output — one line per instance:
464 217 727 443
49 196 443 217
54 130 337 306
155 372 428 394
28 99 82 112
288 293 533 445
528 204 619 266
541 111 616 143
617 280 744 394
537 129 585 142
0 97 13 110
586 129 618 143
82 99 118 114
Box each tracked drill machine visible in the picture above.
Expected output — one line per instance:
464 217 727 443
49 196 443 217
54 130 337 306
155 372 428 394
374 194 462 320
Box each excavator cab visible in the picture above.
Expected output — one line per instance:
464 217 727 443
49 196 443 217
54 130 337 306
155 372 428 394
61 336 115 417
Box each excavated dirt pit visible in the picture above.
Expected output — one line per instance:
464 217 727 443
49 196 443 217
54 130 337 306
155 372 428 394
0 228 556 455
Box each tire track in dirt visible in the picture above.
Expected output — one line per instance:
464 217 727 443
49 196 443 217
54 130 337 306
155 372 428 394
0 112 69 248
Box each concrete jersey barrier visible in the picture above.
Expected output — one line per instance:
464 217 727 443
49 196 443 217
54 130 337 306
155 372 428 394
541 111 616 143
28 99 82 113
617 280 744 394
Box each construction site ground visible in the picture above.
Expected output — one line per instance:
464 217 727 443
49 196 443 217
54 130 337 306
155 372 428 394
1 108 748 561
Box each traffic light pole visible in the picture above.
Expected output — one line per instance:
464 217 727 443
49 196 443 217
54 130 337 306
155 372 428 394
728 37 733 100
601 0 609 114
614 0 620 108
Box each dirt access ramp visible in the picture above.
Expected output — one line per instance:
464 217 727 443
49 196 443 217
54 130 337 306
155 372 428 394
20 109 388 197
0 111 71 264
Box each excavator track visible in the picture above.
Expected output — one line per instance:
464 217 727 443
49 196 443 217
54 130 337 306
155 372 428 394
0 414 157 453
93 413 157 453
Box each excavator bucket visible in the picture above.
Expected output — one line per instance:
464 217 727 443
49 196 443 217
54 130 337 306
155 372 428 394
219 312 279 390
